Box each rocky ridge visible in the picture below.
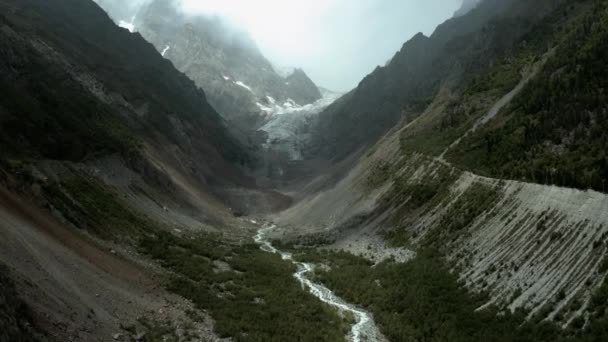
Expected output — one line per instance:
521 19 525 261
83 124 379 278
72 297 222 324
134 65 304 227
95 0 322 133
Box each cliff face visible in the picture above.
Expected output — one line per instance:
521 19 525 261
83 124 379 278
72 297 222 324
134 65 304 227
0 0 248 172
95 0 322 133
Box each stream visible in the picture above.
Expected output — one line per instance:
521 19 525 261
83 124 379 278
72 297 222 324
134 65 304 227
254 225 385 342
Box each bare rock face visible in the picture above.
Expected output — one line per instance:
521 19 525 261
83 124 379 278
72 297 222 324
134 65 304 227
284 68 323 106
95 0 321 132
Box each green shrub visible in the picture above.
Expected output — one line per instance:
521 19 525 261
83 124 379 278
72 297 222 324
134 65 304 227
140 232 350 342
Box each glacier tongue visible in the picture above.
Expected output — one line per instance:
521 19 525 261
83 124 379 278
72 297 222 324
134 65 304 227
259 89 342 161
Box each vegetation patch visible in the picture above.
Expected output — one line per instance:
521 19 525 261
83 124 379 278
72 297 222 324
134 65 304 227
297 248 563 342
380 159 461 246
431 182 502 241
447 0 608 192
43 174 152 241
365 161 393 189
296 245 608 342
398 12 547 158
43 172 351 340
140 231 350 342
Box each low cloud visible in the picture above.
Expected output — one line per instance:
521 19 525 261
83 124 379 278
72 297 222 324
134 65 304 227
97 0 464 91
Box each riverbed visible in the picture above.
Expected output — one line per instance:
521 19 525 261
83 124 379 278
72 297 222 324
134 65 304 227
254 225 386 342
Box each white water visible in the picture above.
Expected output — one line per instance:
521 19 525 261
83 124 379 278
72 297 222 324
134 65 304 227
254 225 385 342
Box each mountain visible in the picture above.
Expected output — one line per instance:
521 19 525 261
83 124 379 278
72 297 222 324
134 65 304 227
272 0 608 340
444 1 608 192
0 0 248 171
93 0 333 184
0 0 291 339
95 0 322 133
308 0 564 161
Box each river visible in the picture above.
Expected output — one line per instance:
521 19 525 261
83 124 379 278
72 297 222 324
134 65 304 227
254 225 386 342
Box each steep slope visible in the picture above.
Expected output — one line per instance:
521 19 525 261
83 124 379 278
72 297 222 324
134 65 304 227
95 0 322 132
309 0 564 161
0 0 247 172
0 262 45 341
0 0 270 216
0 0 367 340
446 0 608 193
0 187 215 341
272 0 608 337
0 0 289 339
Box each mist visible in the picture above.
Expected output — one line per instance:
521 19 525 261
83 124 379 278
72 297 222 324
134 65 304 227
98 0 464 91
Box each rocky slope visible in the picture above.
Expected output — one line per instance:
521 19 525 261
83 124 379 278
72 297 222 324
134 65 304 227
0 0 287 339
95 0 322 134
94 0 338 186
308 0 565 161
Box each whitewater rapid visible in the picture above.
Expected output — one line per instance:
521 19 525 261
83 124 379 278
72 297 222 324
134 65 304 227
254 225 385 342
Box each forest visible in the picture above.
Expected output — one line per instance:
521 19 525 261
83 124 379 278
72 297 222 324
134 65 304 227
448 0 608 192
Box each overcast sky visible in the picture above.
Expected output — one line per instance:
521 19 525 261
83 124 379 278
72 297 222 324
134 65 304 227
114 0 463 91
176 0 463 91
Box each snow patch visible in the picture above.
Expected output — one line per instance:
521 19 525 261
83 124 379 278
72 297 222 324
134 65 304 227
283 99 295 108
223 75 231 81
161 45 171 57
256 102 273 113
118 15 136 33
235 81 253 93
259 90 341 118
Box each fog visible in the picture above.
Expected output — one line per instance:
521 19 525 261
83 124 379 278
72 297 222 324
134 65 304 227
98 0 464 91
